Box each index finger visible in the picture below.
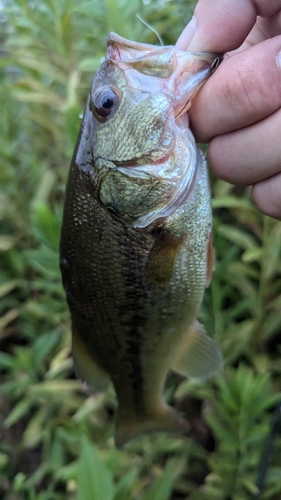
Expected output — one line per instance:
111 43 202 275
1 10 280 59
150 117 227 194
176 0 281 52
189 35 281 142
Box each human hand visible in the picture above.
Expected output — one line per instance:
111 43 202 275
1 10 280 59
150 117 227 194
176 0 281 220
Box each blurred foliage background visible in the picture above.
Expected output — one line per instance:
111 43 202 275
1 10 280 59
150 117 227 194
1 0 281 499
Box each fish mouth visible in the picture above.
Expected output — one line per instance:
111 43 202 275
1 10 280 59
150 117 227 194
117 148 201 230
114 150 172 169
115 124 199 229
172 52 223 118
107 33 223 119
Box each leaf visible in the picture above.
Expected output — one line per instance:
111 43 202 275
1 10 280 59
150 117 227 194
30 202 61 250
79 57 105 72
0 235 18 251
76 435 114 500
142 459 177 500
4 399 32 428
114 467 139 500
0 452 9 470
212 196 255 211
0 309 19 336
32 332 59 370
218 224 258 250
30 380 81 397
242 247 262 263
0 352 14 370
0 279 21 298
23 408 47 448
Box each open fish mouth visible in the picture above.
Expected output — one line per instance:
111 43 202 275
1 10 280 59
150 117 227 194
106 32 223 118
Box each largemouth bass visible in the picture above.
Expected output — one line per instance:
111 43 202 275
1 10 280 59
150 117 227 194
60 33 223 448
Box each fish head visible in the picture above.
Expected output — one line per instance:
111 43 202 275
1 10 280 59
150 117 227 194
78 33 222 226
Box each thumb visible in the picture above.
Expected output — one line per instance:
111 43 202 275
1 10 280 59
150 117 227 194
175 0 278 52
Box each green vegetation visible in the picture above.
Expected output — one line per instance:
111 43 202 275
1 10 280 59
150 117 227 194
1 1 281 499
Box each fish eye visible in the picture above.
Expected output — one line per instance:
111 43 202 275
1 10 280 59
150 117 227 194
93 88 119 120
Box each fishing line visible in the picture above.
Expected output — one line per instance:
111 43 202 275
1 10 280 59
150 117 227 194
136 14 164 46
253 401 281 500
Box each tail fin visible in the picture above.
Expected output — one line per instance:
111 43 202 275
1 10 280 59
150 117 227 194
115 404 190 448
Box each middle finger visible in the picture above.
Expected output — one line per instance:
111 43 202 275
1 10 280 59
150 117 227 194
208 106 281 186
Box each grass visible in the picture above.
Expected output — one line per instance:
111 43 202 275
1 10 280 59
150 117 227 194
1 1 281 499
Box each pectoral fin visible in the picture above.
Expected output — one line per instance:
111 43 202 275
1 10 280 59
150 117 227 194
145 231 184 290
72 323 110 392
172 321 223 379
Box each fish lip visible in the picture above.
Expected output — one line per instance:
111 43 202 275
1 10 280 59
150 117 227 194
172 52 224 118
191 51 224 67
107 33 224 65
107 31 172 52
93 151 172 172
127 150 201 229
113 151 172 168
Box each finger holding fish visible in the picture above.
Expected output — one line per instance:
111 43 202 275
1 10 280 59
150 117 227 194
189 36 281 140
188 34 281 220
176 0 281 53
178 0 281 219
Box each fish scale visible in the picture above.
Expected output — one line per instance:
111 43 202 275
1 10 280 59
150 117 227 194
60 33 223 447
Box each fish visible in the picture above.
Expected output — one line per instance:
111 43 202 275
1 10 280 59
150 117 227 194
60 32 223 448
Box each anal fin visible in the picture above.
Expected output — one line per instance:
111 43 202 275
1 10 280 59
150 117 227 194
172 321 223 379
72 323 110 392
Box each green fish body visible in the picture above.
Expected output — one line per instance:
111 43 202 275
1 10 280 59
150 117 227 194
60 33 223 447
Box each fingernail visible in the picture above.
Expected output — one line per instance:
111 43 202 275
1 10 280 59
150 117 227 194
176 16 197 51
276 51 281 68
